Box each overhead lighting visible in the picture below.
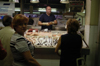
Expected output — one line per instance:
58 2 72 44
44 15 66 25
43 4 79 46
60 0 69 4
24 12 40 14
38 8 57 12
30 0 39 3
15 8 20 11
13 0 19 3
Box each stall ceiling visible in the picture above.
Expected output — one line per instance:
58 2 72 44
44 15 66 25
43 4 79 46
0 0 86 12
0 0 86 8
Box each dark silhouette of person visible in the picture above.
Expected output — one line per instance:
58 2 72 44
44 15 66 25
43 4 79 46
28 15 34 25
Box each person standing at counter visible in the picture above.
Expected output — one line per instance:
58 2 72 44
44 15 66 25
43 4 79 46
0 15 15 66
11 14 41 66
55 19 82 66
38 6 57 30
28 15 34 25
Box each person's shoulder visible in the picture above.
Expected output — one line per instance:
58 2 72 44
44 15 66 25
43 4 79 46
0 27 8 33
76 34 82 39
41 13 46 16
76 34 81 37
61 34 69 37
39 13 45 18
11 34 25 42
0 29 3 33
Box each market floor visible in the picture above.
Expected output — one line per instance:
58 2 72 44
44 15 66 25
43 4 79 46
36 59 60 66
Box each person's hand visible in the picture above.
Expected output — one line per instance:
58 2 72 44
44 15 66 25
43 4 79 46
42 23 49 26
46 23 50 26
42 22 52 26
48 22 53 26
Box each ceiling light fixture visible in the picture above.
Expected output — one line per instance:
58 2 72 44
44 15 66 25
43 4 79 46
60 0 69 4
30 0 39 3
13 0 19 3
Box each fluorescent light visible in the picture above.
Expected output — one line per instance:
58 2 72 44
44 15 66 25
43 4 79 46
24 12 30 13
38 8 46 12
30 0 39 3
60 0 69 4
24 12 40 14
15 8 20 11
13 0 19 3
38 8 57 12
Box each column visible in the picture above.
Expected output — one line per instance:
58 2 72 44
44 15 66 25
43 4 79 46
84 0 100 66
20 0 24 14
29 5 33 14
96 1 100 66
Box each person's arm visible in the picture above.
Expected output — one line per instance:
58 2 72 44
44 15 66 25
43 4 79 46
15 38 41 66
49 15 57 25
55 36 61 56
80 36 83 53
0 40 7 60
38 14 49 26
38 21 49 26
54 20 57 25
38 21 43 26
22 51 41 66
49 20 57 25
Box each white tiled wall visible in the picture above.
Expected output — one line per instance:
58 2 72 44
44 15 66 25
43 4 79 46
36 59 60 66
84 25 90 45
86 25 98 66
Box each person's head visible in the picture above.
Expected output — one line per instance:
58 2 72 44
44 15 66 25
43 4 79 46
2 15 12 26
12 14 29 35
29 15 31 18
66 19 79 34
46 6 51 15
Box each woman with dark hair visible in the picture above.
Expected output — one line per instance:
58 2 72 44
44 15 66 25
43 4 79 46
2 15 12 26
10 14 41 66
55 19 82 66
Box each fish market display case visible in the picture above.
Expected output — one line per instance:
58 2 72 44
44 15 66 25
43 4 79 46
24 29 90 60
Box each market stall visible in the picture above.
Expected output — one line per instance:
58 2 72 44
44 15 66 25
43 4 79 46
24 29 67 48
24 29 90 59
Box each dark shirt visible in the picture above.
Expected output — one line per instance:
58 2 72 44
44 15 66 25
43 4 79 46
39 13 56 30
60 34 82 66
28 18 34 25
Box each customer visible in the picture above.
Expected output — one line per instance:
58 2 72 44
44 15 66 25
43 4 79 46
55 19 82 66
0 40 7 60
0 15 15 66
28 15 34 25
11 14 41 66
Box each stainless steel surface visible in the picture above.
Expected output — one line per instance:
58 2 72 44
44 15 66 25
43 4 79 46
34 47 90 59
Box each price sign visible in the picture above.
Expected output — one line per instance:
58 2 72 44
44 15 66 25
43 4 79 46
70 1 84 12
